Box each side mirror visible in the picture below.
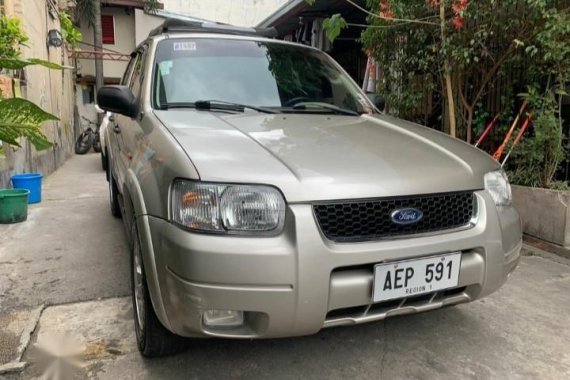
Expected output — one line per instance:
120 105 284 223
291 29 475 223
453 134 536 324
97 85 137 118
366 92 386 112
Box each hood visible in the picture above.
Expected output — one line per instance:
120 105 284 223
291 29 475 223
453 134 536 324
154 110 499 202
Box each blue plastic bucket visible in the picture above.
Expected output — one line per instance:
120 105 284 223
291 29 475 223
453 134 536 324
11 173 43 204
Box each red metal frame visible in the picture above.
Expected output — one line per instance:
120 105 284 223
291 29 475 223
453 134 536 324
492 101 527 160
69 50 130 61
475 114 499 147
501 114 533 166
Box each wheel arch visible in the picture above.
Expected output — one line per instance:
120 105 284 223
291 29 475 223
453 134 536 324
123 169 173 331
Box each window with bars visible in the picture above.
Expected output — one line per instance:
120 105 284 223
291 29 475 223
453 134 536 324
101 15 115 45
0 0 5 15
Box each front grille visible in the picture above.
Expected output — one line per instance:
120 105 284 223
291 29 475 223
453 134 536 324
314 191 476 242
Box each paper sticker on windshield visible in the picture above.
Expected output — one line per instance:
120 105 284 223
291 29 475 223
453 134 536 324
173 42 196 51
159 61 173 76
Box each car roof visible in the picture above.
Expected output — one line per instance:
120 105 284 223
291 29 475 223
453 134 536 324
148 19 278 39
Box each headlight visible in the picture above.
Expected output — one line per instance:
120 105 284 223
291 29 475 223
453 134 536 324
171 180 286 234
484 170 512 207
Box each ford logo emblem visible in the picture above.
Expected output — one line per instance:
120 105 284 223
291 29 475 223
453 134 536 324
391 208 423 225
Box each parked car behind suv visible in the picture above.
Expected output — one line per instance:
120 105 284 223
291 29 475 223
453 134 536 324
98 19 522 357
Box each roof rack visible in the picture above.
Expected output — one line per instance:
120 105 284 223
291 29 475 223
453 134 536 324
148 19 278 39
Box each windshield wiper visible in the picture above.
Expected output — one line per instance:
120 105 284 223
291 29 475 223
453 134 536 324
286 102 361 116
196 100 277 114
157 100 276 114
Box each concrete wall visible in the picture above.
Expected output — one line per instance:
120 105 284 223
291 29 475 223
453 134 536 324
0 0 76 188
77 6 135 81
512 185 570 247
161 0 288 27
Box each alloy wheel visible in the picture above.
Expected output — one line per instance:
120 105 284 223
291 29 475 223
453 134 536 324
133 239 146 331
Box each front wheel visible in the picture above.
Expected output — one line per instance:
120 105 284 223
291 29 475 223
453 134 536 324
131 223 186 357
75 130 93 154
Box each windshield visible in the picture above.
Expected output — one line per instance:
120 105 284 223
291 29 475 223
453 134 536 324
152 38 372 114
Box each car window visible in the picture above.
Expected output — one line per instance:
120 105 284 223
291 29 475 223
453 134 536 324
152 38 370 113
129 48 147 98
120 54 137 86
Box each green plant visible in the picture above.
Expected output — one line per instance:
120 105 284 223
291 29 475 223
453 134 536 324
507 6 569 189
308 1 566 142
508 85 565 189
304 0 568 188
472 102 489 138
0 16 28 59
0 97 59 150
144 0 161 14
0 58 65 150
322 14 348 42
59 11 82 48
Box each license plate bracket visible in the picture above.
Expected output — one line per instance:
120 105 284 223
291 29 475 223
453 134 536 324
372 252 462 303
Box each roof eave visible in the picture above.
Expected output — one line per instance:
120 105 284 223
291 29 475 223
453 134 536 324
256 0 306 28
101 0 164 10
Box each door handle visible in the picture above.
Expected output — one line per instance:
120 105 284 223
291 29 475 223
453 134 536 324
113 125 121 134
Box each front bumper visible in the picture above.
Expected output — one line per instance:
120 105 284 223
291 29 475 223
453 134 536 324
142 191 521 338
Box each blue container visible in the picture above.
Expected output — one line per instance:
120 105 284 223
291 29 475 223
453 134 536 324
11 173 43 204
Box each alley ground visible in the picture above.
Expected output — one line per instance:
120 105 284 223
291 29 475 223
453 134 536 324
1 154 570 380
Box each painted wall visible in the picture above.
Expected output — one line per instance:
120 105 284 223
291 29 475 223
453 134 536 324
75 7 162 132
77 6 136 81
134 8 165 46
0 0 76 187
161 0 288 27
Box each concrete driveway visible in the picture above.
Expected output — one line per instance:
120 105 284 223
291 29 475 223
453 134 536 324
1 154 569 379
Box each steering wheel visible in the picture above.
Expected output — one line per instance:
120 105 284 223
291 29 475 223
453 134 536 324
284 97 314 107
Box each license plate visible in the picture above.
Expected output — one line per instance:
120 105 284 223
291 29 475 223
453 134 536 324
372 252 461 302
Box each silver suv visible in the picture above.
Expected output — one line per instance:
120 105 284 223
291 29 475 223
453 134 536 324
98 20 521 357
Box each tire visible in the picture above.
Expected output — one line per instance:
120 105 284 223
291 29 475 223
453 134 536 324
130 223 186 357
109 172 121 218
93 134 102 153
75 131 93 154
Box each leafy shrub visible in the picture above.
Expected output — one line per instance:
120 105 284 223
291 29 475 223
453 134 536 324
59 11 82 48
0 16 28 59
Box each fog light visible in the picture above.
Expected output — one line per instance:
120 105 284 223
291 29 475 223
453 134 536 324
203 310 244 328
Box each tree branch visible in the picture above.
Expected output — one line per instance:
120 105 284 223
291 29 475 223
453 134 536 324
345 0 439 26
469 44 516 109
